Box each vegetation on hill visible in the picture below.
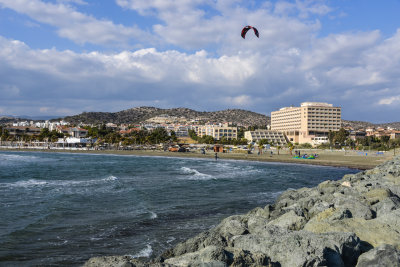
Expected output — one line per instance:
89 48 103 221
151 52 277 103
2 108 400 131
58 107 270 126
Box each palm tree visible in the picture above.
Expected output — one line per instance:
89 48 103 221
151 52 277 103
277 145 282 155
287 142 294 155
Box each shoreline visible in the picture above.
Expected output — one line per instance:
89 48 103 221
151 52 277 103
0 147 393 170
84 155 400 266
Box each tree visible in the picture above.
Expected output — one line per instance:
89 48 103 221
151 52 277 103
237 127 245 139
346 137 355 149
257 139 270 147
247 143 254 151
149 127 170 144
380 136 390 150
188 129 198 141
276 145 282 155
219 136 229 145
169 130 178 142
1 128 9 141
334 128 349 146
201 135 215 144
287 142 294 155
328 130 335 149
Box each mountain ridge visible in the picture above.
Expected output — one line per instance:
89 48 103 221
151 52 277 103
2 107 400 129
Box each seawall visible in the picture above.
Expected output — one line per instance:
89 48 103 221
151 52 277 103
84 156 400 266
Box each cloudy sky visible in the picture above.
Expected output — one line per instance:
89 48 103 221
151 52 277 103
1 0 400 122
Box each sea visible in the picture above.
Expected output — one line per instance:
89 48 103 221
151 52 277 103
0 151 359 266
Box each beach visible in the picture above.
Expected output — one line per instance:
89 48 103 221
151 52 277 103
0 147 394 170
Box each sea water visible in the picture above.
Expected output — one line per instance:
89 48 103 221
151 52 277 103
0 151 358 266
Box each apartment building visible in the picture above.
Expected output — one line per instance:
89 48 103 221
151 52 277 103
56 126 88 138
4 126 41 137
195 124 238 140
244 130 287 145
271 102 341 144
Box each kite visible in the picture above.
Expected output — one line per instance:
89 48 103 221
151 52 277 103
241 26 259 39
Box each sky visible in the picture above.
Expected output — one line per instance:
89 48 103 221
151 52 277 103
1 0 400 123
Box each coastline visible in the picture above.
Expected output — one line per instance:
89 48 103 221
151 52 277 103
85 155 400 267
0 147 393 170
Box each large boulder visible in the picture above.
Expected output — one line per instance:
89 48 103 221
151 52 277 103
232 229 361 267
356 244 400 267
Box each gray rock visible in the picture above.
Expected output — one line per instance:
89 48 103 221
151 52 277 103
372 196 400 216
233 230 361 267
164 246 229 267
356 244 400 267
83 256 152 267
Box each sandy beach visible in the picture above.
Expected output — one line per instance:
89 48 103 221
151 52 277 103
1 147 394 170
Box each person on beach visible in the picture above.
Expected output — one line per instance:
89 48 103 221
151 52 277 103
215 152 218 160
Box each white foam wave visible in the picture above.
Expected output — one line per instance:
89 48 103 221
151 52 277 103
131 244 153 258
251 190 285 201
166 236 176 244
149 211 158 219
7 179 48 187
180 167 213 180
0 153 40 161
2 175 120 189
103 175 118 181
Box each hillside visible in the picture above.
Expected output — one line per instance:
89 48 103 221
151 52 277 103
59 107 270 126
342 120 400 130
3 108 400 130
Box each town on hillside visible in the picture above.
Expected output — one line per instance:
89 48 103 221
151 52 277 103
1 102 400 153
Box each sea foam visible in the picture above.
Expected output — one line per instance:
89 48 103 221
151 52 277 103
180 167 213 180
131 244 153 258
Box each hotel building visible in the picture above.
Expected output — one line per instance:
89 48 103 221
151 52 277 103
270 102 341 144
244 130 287 145
195 123 238 141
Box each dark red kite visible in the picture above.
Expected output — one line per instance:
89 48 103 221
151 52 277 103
241 26 259 39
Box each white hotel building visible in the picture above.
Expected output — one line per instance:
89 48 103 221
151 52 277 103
271 102 341 144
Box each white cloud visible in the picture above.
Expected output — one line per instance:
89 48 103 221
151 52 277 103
274 0 332 18
2 1 400 122
224 95 252 106
115 0 322 51
57 0 87 5
0 0 150 46
378 96 400 105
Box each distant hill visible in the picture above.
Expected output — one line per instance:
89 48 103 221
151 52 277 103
3 108 399 130
342 120 400 130
59 107 270 127
0 116 29 124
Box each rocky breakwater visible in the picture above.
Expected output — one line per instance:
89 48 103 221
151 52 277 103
85 157 400 267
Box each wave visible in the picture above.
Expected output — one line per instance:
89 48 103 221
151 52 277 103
179 167 213 180
149 211 158 219
131 244 153 258
103 175 118 181
1 175 120 189
5 179 48 188
0 153 46 166
250 190 285 201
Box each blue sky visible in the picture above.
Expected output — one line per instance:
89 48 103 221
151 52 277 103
1 0 400 123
